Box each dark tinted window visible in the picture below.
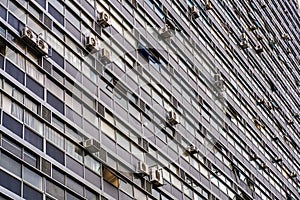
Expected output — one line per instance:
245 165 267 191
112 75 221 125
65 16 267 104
8 13 21 31
2 112 23 137
0 54 3 69
24 127 43 151
50 49 64 67
0 170 21 195
48 4 64 25
34 0 46 8
46 180 65 200
66 156 83 177
5 60 24 84
23 184 43 200
26 76 44 99
46 142 65 165
47 91 64 114
0 5 6 20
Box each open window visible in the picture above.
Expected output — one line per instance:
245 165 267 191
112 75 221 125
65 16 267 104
103 167 120 187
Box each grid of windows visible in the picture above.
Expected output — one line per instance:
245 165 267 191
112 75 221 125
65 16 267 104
0 0 299 199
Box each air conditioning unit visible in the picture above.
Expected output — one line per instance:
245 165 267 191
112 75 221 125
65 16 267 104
137 161 149 176
281 33 290 40
241 33 247 40
82 138 101 153
214 74 225 90
86 35 97 51
149 169 164 187
240 40 249 49
21 27 37 45
261 162 268 169
98 11 111 28
287 118 294 125
214 74 222 82
286 48 291 54
168 110 179 125
273 156 282 163
99 48 110 64
255 44 263 53
249 24 257 31
190 6 199 18
159 26 173 39
256 97 264 105
290 171 297 178
215 79 224 90
36 37 49 55
186 144 199 155
205 0 212 10
250 152 258 160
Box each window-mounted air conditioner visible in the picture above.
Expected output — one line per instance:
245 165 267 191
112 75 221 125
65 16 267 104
149 168 164 187
36 37 49 55
290 171 297 178
255 44 263 53
214 74 225 90
190 6 200 18
281 33 290 40
168 110 179 125
86 35 97 51
99 48 110 64
241 33 247 40
273 156 282 163
82 138 101 153
98 11 111 28
186 144 199 155
240 40 249 49
159 26 173 39
249 24 257 31
21 26 37 45
256 97 264 105
287 118 294 125
260 162 268 169
137 161 149 176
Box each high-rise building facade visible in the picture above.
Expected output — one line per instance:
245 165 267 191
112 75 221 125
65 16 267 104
0 0 299 199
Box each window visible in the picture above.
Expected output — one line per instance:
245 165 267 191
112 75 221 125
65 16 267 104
0 151 21 177
84 154 101 174
24 127 43 151
47 91 65 114
66 176 84 196
46 180 65 200
24 111 43 135
46 142 65 165
103 167 119 187
23 167 42 189
2 112 23 137
66 140 83 162
0 170 21 195
23 184 43 200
